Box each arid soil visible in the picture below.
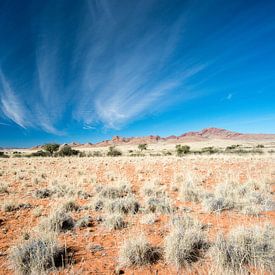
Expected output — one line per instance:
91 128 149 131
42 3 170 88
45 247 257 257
0 155 274 274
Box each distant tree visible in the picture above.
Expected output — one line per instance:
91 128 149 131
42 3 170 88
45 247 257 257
42 143 60 156
175 145 190 156
107 146 122 156
57 145 79 157
138 144 147 151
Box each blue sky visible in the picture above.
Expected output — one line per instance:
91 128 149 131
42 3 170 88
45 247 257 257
0 0 275 147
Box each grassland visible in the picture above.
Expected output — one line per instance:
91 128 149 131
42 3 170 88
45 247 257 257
0 143 274 274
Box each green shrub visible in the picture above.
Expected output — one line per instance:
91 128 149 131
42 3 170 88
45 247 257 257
256 144 264 148
0 151 9 158
57 145 79 157
225 144 240 150
138 144 147 151
175 145 190 156
42 143 60 155
201 146 219 154
107 146 122 156
29 150 51 157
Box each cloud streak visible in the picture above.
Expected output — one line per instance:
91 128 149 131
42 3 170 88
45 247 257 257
0 0 274 134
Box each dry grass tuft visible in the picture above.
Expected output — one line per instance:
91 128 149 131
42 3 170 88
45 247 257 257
144 196 173 214
9 235 67 274
119 234 160 267
0 182 9 194
104 213 126 230
164 226 208 268
210 224 275 273
106 196 140 215
140 213 158 225
202 181 272 214
39 209 75 233
179 180 203 202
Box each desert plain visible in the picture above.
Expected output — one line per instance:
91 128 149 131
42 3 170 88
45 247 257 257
0 132 275 274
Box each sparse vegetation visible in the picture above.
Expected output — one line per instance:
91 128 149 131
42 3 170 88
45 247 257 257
0 146 274 274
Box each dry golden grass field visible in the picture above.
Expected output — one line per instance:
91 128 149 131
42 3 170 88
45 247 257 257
0 145 275 274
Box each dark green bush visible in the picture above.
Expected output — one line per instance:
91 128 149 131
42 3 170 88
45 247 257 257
138 144 147 151
175 145 190 156
225 144 240 150
0 151 9 158
30 150 51 157
107 146 122 156
42 143 60 155
256 144 264 148
57 145 79 157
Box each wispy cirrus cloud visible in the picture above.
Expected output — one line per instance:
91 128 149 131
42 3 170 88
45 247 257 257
0 70 32 129
0 68 63 135
0 0 274 135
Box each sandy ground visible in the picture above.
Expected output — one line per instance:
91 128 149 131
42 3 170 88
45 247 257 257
0 155 274 274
